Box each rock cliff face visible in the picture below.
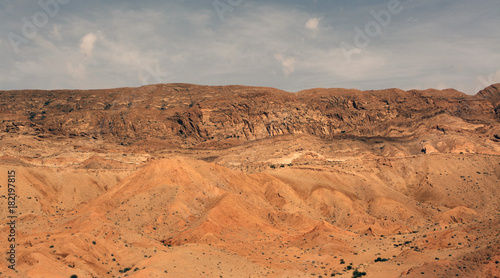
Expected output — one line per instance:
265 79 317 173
0 83 499 147
477 83 500 120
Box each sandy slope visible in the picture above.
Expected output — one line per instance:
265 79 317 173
0 149 498 277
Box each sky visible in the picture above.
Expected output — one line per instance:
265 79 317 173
0 0 499 94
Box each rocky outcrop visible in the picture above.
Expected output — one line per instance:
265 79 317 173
0 83 499 148
477 83 500 120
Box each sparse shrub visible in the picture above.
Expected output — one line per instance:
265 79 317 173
352 269 366 278
119 267 131 273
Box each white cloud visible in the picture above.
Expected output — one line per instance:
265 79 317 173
274 53 296 76
305 17 320 31
301 47 386 81
67 62 86 80
80 32 98 57
51 24 62 41
474 69 500 92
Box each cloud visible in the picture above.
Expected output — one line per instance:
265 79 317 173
67 62 86 80
0 1 499 93
305 17 320 31
474 69 500 92
50 24 62 41
80 32 98 57
274 53 296 76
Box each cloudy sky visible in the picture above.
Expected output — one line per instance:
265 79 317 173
1 0 499 94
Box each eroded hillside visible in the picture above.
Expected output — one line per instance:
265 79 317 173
0 84 499 277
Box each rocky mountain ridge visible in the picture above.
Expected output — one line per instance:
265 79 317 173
1 83 499 148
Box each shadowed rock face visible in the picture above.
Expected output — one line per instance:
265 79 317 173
1 83 498 148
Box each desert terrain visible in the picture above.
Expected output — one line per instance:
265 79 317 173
0 83 499 277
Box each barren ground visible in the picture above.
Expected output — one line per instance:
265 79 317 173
0 84 499 277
